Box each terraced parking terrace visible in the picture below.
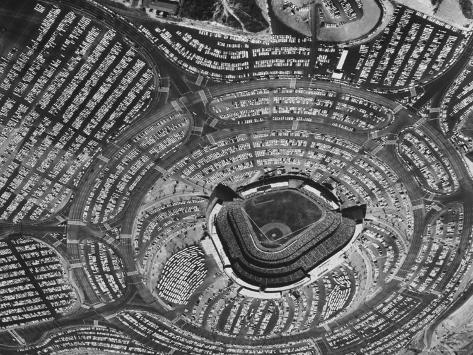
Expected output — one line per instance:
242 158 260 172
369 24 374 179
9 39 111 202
1 0 473 354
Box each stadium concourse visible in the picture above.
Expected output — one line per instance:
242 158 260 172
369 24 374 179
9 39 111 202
0 0 473 354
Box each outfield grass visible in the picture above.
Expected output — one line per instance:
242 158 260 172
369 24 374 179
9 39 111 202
243 189 322 242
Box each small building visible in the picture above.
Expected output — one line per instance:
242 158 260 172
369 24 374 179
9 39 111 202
143 0 180 14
